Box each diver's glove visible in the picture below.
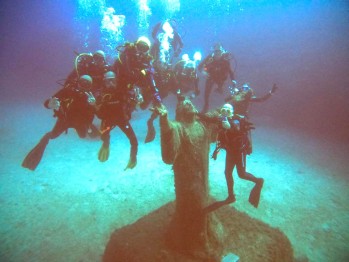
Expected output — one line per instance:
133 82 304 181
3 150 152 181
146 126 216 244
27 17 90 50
98 144 110 162
46 97 60 110
149 103 168 117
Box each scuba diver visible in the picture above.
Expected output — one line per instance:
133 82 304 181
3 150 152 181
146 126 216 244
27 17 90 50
210 103 264 208
144 57 200 143
198 43 236 113
225 82 278 117
63 50 112 137
22 75 96 171
173 58 200 98
64 50 112 101
225 82 278 154
114 36 162 110
95 71 138 170
114 36 163 144
151 19 184 70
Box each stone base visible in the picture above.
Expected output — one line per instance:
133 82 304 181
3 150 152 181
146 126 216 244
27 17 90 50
103 201 294 262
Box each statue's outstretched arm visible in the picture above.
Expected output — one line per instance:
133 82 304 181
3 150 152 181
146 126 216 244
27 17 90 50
159 107 181 164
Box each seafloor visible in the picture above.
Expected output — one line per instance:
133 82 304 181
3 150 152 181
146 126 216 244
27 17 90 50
0 96 348 262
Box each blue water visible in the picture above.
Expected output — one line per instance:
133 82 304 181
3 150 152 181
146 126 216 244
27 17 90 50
0 0 348 261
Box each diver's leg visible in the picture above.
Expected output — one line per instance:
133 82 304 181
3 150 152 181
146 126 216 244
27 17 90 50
146 70 162 108
246 129 253 155
236 153 260 183
224 151 236 203
75 119 95 139
201 78 214 113
87 121 100 138
235 152 264 208
119 123 138 170
48 119 68 139
75 126 88 138
215 81 224 94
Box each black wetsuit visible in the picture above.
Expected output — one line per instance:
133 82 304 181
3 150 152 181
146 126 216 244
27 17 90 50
44 88 95 138
198 53 235 112
173 60 200 97
199 112 262 206
227 90 272 117
96 88 138 167
215 116 262 204
114 43 161 109
22 87 95 170
64 57 112 102
225 88 273 154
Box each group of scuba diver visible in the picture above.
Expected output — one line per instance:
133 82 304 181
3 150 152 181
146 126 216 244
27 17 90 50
22 19 278 208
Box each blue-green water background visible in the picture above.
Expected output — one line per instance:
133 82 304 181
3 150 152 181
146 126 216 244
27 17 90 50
1 0 348 143
0 1 348 261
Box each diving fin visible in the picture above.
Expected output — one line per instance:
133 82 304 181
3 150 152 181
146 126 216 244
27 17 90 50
124 157 137 171
22 134 50 171
124 146 137 170
144 118 156 143
98 144 110 162
248 178 264 208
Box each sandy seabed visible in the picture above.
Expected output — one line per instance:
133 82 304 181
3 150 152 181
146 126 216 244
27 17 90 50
0 99 348 262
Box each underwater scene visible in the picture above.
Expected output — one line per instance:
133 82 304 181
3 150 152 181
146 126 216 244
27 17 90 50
0 0 348 261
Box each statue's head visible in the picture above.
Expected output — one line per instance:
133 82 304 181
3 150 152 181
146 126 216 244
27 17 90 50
175 97 198 123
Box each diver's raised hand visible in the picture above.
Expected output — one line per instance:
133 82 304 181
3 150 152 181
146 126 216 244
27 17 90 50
85 91 96 105
150 104 167 117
